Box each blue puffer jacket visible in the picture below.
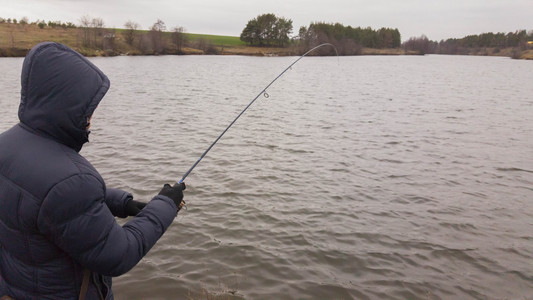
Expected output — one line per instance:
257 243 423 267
0 42 178 299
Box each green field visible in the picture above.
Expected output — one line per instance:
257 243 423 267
185 33 246 46
109 28 246 47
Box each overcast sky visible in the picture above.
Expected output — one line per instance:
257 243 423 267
1 0 531 41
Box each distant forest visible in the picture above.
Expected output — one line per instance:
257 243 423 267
239 14 532 57
240 14 401 55
295 22 401 55
403 31 533 58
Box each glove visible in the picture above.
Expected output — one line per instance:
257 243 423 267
158 182 186 212
125 199 147 216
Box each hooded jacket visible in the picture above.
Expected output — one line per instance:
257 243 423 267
0 42 178 299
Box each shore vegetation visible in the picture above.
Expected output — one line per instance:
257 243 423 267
0 16 531 59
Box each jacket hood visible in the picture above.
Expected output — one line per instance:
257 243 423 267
18 42 110 152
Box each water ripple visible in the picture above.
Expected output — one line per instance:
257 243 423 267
2 55 533 299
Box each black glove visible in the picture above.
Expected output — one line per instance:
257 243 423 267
158 182 186 212
125 199 147 216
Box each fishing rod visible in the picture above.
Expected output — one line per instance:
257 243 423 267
178 43 338 184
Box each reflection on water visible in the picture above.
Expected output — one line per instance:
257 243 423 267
1 55 532 299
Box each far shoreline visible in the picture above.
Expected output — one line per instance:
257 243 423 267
2 45 532 60
1 23 532 59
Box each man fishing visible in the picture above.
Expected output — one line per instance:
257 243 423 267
0 42 185 299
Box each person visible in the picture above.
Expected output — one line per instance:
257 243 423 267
0 42 186 299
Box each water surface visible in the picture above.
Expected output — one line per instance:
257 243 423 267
0 55 532 299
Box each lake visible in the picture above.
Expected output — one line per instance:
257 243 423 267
0 54 532 299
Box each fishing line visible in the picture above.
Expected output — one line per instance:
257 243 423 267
178 43 338 184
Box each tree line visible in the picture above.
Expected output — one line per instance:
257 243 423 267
2 14 531 58
240 14 532 58
0 15 208 56
297 22 401 55
403 30 533 56
239 14 401 55
77 16 190 55
0 17 76 29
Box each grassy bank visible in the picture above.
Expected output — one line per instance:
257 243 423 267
1 23 532 59
0 23 77 56
0 23 249 56
0 23 282 57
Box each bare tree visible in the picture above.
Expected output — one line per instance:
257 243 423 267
78 16 106 48
151 19 166 32
149 19 166 54
91 17 105 48
123 20 140 45
171 26 186 53
79 15 92 47
402 35 430 55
